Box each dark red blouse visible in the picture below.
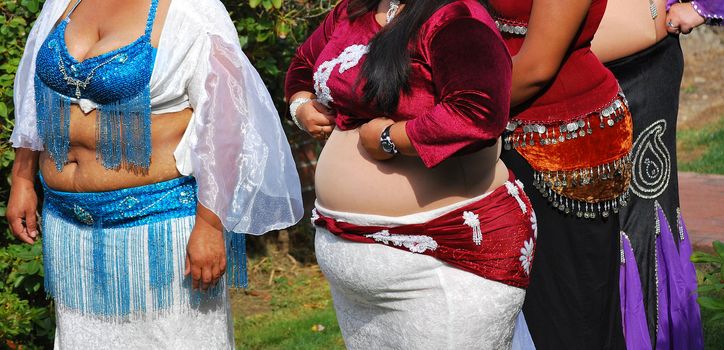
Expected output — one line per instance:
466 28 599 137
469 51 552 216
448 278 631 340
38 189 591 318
488 0 620 123
285 0 512 168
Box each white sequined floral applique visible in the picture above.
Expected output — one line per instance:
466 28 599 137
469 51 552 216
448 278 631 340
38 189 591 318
463 211 483 245
313 44 370 107
365 230 438 254
519 238 535 275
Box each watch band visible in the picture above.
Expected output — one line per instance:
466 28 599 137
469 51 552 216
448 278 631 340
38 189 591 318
380 125 399 155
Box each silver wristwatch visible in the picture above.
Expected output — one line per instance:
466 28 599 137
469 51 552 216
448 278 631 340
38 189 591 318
380 125 398 155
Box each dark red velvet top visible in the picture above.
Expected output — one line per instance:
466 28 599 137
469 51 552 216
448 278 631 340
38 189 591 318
285 0 512 168
488 0 620 123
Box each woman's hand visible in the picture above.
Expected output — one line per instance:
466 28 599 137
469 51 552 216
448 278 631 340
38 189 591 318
7 179 39 244
296 99 336 141
185 205 226 291
359 117 396 161
667 3 706 34
6 148 40 244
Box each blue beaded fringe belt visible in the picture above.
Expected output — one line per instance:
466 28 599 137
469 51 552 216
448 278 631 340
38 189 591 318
41 176 247 320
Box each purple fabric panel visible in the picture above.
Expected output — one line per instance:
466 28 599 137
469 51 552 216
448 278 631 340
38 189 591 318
656 204 690 350
620 233 653 350
677 213 705 349
655 225 671 350
692 1 724 19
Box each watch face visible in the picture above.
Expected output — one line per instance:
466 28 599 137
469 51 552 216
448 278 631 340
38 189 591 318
381 139 395 153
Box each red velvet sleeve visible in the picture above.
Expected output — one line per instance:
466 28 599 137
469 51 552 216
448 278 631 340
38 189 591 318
405 18 512 168
284 1 348 101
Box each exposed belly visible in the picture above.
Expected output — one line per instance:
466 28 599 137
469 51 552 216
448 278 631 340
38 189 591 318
39 106 192 192
592 0 670 63
314 128 508 216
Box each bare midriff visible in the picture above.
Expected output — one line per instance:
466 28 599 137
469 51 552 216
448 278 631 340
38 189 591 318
315 128 508 216
592 0 670 63
39 106 192 192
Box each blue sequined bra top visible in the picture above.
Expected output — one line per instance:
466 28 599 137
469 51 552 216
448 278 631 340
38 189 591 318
35 0 159 171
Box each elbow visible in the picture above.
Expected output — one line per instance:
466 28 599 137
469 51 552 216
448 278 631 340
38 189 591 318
525 64 558 89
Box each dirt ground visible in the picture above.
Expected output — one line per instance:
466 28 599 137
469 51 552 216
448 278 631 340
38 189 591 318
678 27 723 129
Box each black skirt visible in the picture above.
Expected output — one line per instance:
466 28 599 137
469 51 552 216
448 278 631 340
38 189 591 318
605 34 685 346
502 150 625 350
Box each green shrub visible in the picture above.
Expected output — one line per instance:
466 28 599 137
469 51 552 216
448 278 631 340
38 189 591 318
0 0 333 346
692 241 724 322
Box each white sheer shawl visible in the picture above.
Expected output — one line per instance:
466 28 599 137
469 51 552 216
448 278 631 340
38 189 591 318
11 0 303 234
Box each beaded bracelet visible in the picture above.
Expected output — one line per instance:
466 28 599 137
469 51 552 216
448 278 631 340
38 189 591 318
290 97 313 131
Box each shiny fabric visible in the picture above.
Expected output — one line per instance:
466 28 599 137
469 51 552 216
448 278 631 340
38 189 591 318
42 177 235 348
285 0 512 168
501 149 625 350
35 0 157 104
488 0 621 123
34 0 158 171
668 0 724 20
315 223 525 349
655 203 704 350
620 232 652 350
313 173 537 289
44 212 234 349
41 177 240 317
605 34 704 346
11 0 304 235
516 105 633 203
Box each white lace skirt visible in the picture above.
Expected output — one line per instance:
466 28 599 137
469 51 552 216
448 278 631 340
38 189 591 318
314 203 526 350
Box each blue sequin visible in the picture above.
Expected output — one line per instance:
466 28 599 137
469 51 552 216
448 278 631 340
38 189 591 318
34 0 159 171
42 176 197 228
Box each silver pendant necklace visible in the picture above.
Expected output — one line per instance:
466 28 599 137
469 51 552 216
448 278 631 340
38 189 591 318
387 0 401 24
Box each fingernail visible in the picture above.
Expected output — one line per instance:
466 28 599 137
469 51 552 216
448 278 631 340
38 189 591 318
30 231 38 238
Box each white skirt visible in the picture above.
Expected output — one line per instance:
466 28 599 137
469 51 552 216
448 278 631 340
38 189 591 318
314 202 526 350
44 210 234 349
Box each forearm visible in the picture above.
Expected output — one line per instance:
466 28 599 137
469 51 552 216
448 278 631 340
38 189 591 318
195 203 223 233
510 55 553 107
11 148 39 186
389 121 418 156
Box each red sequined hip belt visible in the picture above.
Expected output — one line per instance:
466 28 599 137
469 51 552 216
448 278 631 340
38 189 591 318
312 172 537 289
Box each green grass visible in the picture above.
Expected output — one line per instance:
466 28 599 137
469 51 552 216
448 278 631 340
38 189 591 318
232 256 344 350
677 115 724 175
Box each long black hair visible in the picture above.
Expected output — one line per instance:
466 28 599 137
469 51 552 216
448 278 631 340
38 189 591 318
348 0 488 114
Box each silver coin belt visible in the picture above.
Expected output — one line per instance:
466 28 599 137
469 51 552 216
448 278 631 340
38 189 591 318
532 153 632 219
494 17 528 36
504 92 629 151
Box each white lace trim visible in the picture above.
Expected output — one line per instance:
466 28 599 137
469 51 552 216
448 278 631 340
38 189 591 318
313 44 370 107
519 238 534 275
365 230 439 254
463 211 483 246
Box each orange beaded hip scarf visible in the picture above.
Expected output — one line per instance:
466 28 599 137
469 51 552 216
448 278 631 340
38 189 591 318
504 91 633 219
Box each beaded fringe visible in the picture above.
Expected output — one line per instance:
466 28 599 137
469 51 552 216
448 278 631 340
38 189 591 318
96 86 152 172
35 79 152 172
43 213 247 321
532 154 633 219
36 78 71 170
